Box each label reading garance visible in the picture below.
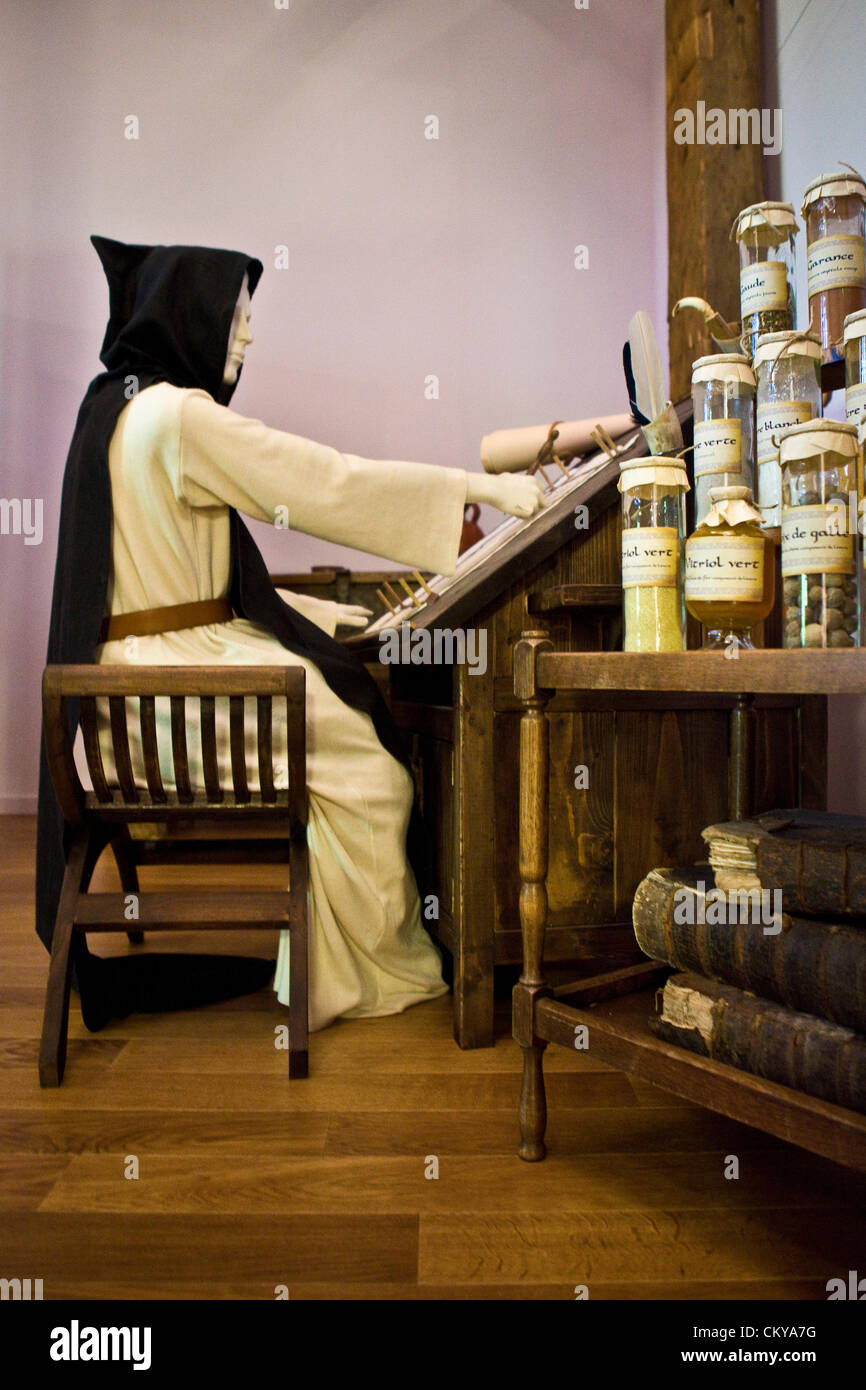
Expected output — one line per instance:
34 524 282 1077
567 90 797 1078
807 234 866 295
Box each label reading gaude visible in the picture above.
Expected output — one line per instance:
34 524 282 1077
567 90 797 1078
621 527 679 587
781 504 855 576
807 235 866 295
685 536 765 602
740 260 788 316
693 418 742 478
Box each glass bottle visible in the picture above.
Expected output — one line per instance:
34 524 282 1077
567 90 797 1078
685 486 775 650
779 420 860 648
618 457 689 652
691 354 756 525
734 201 798 357
801 171 866 364
753 331 822 531
843 308 866 429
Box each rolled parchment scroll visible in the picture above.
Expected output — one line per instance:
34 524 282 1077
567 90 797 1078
480 413 636 473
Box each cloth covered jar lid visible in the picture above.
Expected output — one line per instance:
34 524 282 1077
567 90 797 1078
843 308 866 344
801 170 866 213
778 418 858 464
692 353 756 386
753 331 822 367
734 201 799 245
617 456 690 494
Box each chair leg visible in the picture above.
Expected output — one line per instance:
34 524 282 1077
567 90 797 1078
288 852 309 1079
39 831 91 1087
111 829 144 945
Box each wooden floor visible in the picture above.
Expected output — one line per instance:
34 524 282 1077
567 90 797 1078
3 815 866 1301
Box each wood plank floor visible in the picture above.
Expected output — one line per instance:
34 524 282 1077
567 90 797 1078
4 814 866 1300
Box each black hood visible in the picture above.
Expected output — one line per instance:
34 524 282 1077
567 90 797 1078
35 236 436 1027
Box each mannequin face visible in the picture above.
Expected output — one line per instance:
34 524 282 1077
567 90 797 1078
223 273 253 384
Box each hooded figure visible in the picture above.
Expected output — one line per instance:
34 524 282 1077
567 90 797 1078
37 235 492 1032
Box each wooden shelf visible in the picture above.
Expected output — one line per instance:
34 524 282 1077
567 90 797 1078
535 987 866 1171
535 649 866 696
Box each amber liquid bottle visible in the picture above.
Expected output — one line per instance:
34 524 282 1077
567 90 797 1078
685 485 775 649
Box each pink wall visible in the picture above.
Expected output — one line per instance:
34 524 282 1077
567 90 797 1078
0 0 667 810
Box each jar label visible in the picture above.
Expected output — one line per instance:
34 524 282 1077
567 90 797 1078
693 418 742 477
845 381 866 426
740 260 788 316
807 234 866 295
622 527 679 588
685 536 765 602
756 401 813 465
781 504 855 576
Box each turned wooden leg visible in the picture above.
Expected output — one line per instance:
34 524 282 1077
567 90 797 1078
512 631 554 1161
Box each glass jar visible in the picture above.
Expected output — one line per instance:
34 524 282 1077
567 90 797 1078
685 486 775 650
843 308 866 429
618 457 689 652
691 354 756 525
734 201 798 357
779 420 860 648
801 171 866 363
753 331 822 531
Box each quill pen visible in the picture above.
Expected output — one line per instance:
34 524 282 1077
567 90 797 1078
623 310 683 455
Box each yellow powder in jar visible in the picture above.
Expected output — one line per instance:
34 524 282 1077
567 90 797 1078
624 586 684 651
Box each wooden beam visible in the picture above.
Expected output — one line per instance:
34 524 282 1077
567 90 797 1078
666 0 765 401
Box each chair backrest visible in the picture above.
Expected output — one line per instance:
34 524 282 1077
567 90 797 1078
42 665 306 828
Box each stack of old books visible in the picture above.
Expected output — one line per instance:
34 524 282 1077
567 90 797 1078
633 810 866 1113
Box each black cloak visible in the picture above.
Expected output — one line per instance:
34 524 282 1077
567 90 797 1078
36 235 436 1030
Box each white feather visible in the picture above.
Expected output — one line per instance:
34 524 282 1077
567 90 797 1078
627 311 667 424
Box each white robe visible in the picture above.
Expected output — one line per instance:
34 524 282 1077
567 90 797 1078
94 382 467 1031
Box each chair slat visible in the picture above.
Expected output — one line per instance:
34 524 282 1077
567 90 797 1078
108 697 139 804
230 696 250 804
257 696 275 802
139 696 167 803
199 696 223 803
169 697 194 804
79 697 114 804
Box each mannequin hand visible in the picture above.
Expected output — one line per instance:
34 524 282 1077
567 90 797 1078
335 603 373 629
465 472 547 518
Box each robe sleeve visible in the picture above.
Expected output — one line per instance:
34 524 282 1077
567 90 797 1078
274 587 339 637
176 389 468 576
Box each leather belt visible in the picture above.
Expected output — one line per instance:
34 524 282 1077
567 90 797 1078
98 598 234 644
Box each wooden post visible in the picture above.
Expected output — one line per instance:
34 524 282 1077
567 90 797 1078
666 0 765 401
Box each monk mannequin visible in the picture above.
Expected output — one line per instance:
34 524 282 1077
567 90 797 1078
66 242 545 1033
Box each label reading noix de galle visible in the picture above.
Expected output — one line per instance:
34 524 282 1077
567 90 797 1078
685 536 765 603
622 527 679 588
693 418 742 478
781 504 855 576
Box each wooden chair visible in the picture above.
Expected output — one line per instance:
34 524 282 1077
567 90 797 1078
39 664 309 1086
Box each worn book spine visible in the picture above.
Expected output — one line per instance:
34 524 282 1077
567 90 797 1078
651 972 866 1114
633 867 866 1032
702 810 866 916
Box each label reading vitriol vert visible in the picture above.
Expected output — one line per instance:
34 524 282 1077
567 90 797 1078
807 234 866 295
685 536 765 602
693 418 742 478
740 260 788 316
622 527 679 588
781 504 855 576
846 382 866 427
756 401 812 465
